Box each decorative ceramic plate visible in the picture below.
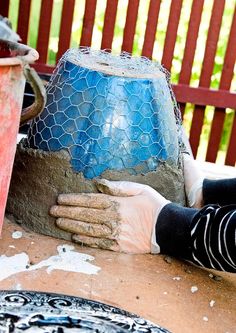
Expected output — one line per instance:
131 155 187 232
0 291 171 332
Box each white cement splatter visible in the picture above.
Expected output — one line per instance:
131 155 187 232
209 300 215 307
0 244 100 281
191 286 198 293
28 244 100 275
173 276 181 281
0 252 29 280
12 231 23 239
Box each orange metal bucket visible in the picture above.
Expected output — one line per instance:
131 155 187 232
0 39 45 232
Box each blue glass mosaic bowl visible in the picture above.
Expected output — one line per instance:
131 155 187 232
28 49 181 179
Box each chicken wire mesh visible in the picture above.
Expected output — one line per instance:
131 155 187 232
27 48 183 179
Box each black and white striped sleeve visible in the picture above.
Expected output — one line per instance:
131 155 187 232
190 204 236 272
155 178 236 272
203 178 236 206
155 203 236 272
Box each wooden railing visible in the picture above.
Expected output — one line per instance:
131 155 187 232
0 0 235 166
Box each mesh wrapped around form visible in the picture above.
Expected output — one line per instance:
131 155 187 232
27 48 182 179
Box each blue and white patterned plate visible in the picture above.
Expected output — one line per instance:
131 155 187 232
0 291 171 332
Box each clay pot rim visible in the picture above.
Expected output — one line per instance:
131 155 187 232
0 39 39 66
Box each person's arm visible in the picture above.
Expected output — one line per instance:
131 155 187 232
156 202 236 273
203 178 236 205
183 153 236 207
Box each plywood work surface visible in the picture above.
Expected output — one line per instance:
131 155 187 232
0 217 235 333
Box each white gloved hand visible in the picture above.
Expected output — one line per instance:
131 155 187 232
183 154 204 208
50 179 169 254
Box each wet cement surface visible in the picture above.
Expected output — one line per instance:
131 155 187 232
7 142 185 240
1 217 235 333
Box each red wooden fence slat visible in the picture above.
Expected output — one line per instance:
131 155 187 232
189 0 225 158
36 0 53 64
179 0 204 84
172 85 236 109
219 6 236 91
0 1 10 17
56 0 75 62
121 0 140 54
178 0 204 117
17 0 31 44
161 0 183 71
80 0 97 47
189 105 205 157
206 4 236 163
141 0 161 59
225 113 236 165
205 109 225 162
101 0 118 50
199 2 226 87
33 63 55 74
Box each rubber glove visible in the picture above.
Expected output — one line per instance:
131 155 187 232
50 179 169 254
183 153 204 208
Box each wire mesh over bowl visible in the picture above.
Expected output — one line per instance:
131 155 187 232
28 48 183 178
7 48 186 240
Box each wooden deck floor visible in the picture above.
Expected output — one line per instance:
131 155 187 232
0 161 235 333
0 216 235 333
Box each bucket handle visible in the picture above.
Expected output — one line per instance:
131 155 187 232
20 64 46 125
